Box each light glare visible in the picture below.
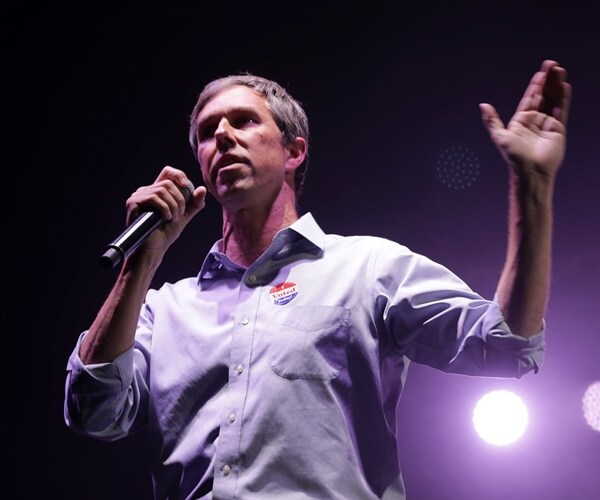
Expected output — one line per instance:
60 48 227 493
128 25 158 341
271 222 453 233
582 381 600 432
472 390 528 446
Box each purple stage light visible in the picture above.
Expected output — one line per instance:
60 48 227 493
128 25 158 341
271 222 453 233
472 390 528 446
582 381 600 433
436 145 480 190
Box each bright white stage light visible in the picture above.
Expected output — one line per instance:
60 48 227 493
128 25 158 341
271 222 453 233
472 390 528 446
582 381 600 432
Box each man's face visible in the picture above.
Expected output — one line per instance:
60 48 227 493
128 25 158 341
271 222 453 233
193 85 292 211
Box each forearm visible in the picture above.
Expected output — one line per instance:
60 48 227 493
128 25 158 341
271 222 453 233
80 254 161 364
497 169 555 338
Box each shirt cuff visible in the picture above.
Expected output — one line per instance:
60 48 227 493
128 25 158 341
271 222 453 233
480 297 546 374
66 331 135 394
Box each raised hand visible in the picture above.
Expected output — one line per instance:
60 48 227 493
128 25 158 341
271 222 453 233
480 60 571 179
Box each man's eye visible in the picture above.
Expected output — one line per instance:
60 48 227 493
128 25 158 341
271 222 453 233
197 125 216 141
233 116 255 128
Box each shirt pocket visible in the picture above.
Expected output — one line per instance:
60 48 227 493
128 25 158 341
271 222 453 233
268 305 351 380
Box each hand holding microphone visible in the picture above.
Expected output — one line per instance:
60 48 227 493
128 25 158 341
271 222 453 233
100 168 205 269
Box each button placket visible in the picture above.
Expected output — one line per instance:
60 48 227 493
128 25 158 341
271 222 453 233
213 283 261 496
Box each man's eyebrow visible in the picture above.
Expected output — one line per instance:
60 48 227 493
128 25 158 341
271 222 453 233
197 105 260 126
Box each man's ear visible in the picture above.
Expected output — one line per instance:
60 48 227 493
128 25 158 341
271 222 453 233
284 137 307 174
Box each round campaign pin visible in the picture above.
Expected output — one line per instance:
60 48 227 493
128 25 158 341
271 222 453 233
269 281 299 305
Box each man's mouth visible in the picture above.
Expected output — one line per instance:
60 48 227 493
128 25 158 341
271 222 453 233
215 154 246 170
213 155 248 185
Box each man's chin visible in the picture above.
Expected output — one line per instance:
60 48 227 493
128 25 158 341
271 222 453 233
214 181 250 205
218 180 246 196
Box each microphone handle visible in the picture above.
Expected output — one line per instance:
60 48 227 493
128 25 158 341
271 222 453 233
99 179 195 269
100 211 163 269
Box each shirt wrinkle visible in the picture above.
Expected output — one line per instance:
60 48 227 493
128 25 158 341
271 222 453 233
64 212 546 500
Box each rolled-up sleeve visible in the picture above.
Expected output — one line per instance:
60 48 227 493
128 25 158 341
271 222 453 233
374 240 546 379
64 332 148 441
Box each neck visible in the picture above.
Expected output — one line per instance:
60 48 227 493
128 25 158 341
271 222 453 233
221 186 298 267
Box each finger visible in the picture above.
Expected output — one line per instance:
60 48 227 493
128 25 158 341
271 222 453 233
155 165 184 182
127 180 186 224
543 67 571 126
479 103 505 132
541 59 560 73
516 60 570 119
190 186 208 214
155 165 193 191
516 69 547 113
180 186 208 226
515 60 562 114
558 81 572 126
540 64 567 115
151 166 197 219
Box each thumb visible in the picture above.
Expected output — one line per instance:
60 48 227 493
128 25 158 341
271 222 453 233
177 186 207 230
479 103 505 133
188 186 208 216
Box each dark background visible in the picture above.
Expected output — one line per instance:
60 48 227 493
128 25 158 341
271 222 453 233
4 1 599 499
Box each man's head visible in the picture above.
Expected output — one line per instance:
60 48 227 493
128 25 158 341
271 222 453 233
189 74 310 198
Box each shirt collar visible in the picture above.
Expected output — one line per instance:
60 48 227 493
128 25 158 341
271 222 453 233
284 212 325 251
197 212 325 284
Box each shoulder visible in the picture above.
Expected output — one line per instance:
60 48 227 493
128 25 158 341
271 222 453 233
323 232 457 280
323 233 416 258
146 276 199 302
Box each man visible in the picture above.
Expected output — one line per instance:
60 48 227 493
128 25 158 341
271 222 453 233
64 60 571 499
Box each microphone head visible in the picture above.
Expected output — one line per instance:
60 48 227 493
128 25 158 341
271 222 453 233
180 179 195 202
100 246 124 269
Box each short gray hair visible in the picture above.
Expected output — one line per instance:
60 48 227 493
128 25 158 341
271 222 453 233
189 74 310 197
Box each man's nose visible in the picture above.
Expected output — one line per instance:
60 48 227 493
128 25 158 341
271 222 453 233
215 118 235 151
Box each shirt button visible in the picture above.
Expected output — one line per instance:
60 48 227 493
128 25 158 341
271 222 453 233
248 275 257 283
222 464 231 476
241 317 249 325
235 364 244 374
228 413 236 423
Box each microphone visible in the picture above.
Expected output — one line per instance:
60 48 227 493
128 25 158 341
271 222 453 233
100 179 195 269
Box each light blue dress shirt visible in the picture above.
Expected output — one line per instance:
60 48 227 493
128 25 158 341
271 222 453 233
65 213 545 499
